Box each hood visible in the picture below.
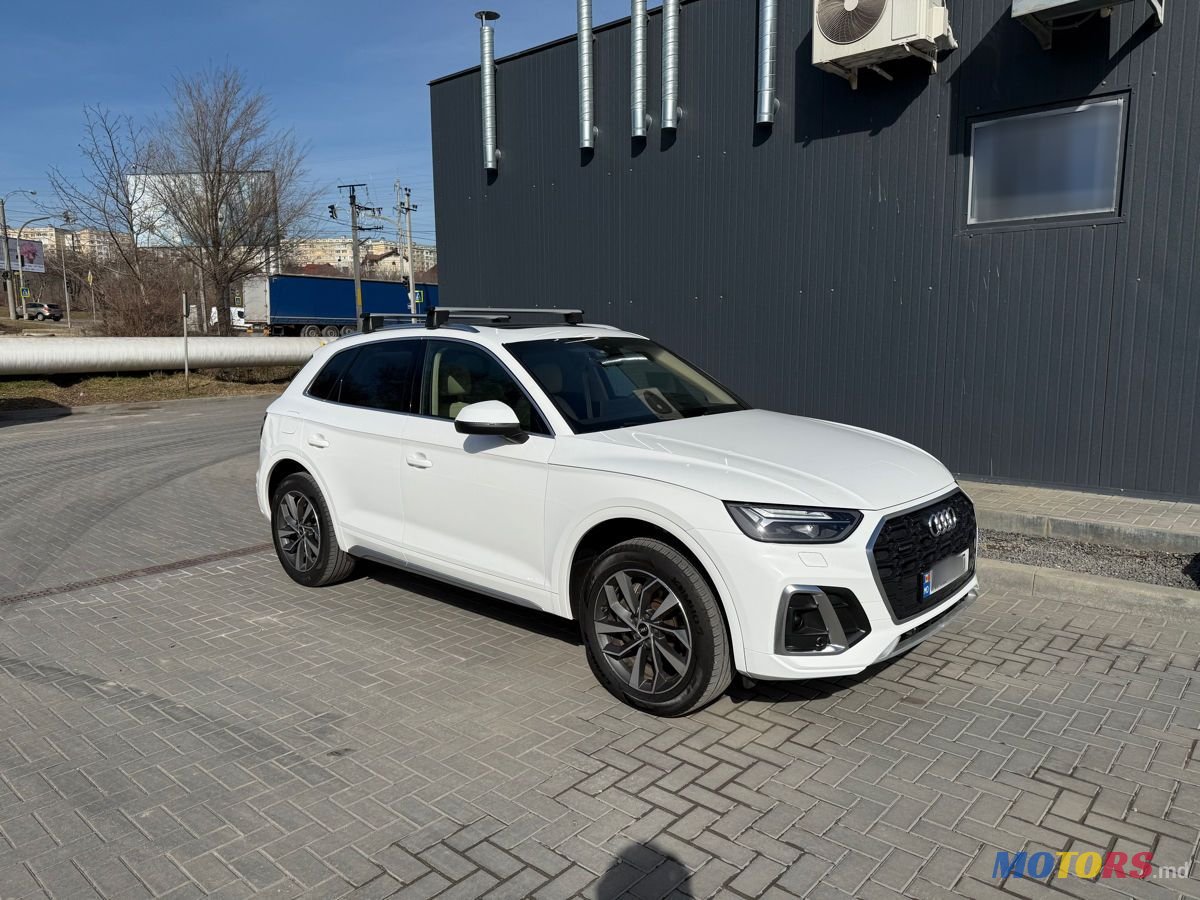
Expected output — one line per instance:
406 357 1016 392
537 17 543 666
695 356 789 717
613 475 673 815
564 409 955 511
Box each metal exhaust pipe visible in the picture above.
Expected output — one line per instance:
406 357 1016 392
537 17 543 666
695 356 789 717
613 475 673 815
476 10 500 170
631 0 648 137
578 0 595 149
661 0 680 130
756 0 778 125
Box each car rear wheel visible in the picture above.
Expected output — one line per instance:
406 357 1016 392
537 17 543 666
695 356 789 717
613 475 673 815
301 325 321 338
271 472 356 587
582 538 732 716
35 313 45 321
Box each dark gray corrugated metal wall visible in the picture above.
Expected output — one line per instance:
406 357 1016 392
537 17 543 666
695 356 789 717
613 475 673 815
431 0 1200 500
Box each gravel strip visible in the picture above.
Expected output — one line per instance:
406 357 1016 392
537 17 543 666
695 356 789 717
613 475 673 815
980 530 1200 592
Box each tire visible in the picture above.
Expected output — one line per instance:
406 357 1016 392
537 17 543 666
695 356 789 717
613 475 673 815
321 325 340 338
581 538 732 716
35 313 45 321
270 472 356 587
301 324 321 338
340 325 357 337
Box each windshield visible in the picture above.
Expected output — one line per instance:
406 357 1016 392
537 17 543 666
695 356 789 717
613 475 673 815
506 336 746 434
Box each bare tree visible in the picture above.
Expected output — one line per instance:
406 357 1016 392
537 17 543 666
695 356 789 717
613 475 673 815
149 66 315 334
49 106 162 304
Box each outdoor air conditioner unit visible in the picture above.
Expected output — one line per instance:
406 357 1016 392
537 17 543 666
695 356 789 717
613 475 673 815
813 0 957 89
1012 0 1164 51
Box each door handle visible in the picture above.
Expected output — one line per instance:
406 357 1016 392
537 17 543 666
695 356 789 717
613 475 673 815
307 434 329 449
406 453 433 469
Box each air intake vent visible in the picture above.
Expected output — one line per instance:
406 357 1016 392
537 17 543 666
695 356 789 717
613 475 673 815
816 0 887 45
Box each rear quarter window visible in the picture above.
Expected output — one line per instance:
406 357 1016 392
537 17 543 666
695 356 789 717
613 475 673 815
306 348 358 402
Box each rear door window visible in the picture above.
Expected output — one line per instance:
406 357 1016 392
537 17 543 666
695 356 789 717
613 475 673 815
339 340 424 413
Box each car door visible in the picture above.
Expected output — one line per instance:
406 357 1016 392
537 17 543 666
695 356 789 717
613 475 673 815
299 338 423 553
400 338 555 594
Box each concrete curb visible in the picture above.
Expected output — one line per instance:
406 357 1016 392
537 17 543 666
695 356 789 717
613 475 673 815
978 557 1200 614
977 508 1200 555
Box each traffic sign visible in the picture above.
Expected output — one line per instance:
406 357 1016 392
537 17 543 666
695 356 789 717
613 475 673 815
20 287 30 299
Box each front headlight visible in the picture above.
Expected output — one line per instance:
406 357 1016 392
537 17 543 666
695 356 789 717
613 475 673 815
725 502 862 544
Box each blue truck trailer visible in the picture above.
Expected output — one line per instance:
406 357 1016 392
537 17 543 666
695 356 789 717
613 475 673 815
241 273 440 336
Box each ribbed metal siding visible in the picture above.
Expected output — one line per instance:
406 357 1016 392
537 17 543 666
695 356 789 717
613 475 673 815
430 0 1200 499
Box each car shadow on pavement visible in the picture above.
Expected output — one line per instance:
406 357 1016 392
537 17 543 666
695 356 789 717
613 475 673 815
0 398 71 424
1185 554 1200 589
594 840 692 899
357 560 583 646
354 560 936 706
726 651 913 707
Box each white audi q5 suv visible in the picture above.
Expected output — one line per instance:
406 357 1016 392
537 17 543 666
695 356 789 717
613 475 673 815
258 308 978 715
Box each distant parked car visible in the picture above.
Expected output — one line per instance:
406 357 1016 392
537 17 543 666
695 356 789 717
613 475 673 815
23 302 63 321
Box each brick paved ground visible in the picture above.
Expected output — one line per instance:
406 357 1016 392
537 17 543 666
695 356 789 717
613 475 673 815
961 480 1200 542
0 397 271 598
1 400 1199 899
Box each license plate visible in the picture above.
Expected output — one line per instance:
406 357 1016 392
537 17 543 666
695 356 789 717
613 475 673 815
922 549 970 599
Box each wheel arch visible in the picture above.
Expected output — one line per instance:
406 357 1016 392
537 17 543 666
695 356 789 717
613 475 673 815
562 510 747 671
263 453 353 553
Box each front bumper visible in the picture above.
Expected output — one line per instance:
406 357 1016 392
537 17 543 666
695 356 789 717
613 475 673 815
742 581 978 680
693 486 979 681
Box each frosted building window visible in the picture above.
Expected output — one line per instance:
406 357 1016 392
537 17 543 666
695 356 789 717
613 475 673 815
968 97 1126 225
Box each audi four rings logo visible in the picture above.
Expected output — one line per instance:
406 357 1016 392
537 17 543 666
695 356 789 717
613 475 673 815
927 507 958 537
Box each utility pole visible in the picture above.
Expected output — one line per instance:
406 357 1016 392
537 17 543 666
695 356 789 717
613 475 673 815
182 289 190 394
338 183 368 321
56 229 72 329
397 186 420 315
1 189 37 319
0 198 12 320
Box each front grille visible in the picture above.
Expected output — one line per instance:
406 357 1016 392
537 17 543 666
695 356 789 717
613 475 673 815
870 491 976 622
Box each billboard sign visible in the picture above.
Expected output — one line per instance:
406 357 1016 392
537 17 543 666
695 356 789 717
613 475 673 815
4 237 46 274
129 171 277 248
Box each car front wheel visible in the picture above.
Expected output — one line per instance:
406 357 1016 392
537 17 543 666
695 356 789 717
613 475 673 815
271 472 356 587
582 537 732 716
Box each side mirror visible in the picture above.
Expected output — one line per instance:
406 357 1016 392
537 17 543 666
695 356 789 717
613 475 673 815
454 400 525 439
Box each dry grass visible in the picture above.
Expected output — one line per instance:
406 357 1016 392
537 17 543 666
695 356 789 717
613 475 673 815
0 369 296 411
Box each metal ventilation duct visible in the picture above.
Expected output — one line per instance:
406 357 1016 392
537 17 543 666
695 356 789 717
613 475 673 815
476 10 500 170
756 0 778 125
631 0 649 137
578 0 595 149
661 0 681 130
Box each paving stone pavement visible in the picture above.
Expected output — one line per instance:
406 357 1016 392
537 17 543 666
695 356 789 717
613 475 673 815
0 397 273 598
1 398 1199 899
961 481 1200 541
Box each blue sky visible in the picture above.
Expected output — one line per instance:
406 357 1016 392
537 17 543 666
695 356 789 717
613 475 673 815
5 0 635 244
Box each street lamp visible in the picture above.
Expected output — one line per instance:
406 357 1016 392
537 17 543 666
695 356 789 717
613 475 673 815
54 213 76 329
16 215 50 316
2 189 37 319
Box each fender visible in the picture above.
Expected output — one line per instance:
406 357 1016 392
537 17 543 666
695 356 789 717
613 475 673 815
554 504 748 672
260 449 354 554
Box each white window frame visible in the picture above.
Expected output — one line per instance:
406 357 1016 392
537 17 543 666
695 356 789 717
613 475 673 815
967 96 1128 227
